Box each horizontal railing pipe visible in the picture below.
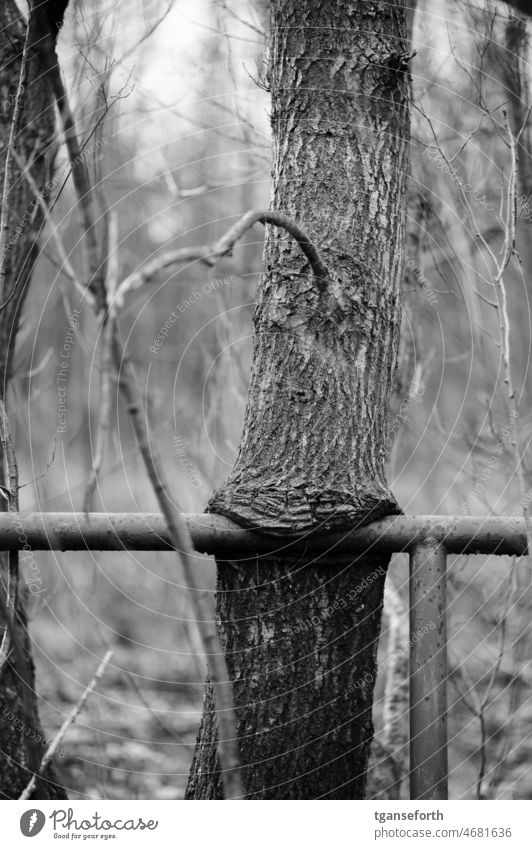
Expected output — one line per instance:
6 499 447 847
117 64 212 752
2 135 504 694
0 512 527 556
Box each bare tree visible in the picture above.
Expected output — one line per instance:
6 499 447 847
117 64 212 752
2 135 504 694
185 0 411 799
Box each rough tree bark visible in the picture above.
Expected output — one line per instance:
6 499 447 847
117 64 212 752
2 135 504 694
0 0 67 799
186 0 410 799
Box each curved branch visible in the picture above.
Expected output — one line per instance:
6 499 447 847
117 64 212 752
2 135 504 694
114 209 328 310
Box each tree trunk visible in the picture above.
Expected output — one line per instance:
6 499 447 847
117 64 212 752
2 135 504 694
0 0 66 799
503 13 532 405
186 0 409 800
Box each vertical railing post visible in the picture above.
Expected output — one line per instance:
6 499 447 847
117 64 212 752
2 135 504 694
409 538 448 799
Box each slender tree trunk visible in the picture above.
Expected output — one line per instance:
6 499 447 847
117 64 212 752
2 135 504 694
186 0 410 799
366 573 409 800
0 1 66 799
504 14 532 404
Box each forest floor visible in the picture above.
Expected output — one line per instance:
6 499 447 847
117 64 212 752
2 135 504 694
30 548 208 800
36 645 202 801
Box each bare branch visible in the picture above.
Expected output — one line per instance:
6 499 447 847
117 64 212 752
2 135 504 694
414 100 500 268
31 14 106 311
119 1 175 63
111 324 244 798
0 399 19 672
114 209 329 310
215 0 264 37
19 650 114 801
9 148 91 300
83 212 118 513
180 12 261 46
45 45 245 795
0 18 30 302
491 113 532 556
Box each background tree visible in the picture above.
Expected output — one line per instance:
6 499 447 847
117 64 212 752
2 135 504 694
0 0 67 799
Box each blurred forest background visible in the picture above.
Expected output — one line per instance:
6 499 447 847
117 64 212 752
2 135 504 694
9 0 532 798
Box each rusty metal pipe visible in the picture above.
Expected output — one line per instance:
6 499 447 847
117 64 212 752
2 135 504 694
0 512 527 556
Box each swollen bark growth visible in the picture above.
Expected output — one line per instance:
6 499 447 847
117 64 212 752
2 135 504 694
186 0 410 799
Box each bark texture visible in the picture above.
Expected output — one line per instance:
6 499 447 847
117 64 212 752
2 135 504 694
187 0 410 799
0 0 66 799
209 1 408 535
187 555 388 799
0 2 57 389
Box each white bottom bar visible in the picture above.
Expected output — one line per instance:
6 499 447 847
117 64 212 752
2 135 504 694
2 800 530 848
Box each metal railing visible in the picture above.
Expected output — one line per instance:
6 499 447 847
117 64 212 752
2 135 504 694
1 511 527 800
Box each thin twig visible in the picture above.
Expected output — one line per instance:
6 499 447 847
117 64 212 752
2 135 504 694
10 151 76 282
418 101 532 552
114 209 329 310
83 211 118 513
0 15 30 302
215 0 264 37
493 113 532 556
10 148 94 306
476 567 515 798
19 650 114 800
0 399 19 671
33 26 106 311
112 327 244 798
486 617 530 797
420 95 532 800
35 13 287 799
416 102 499 268
19 438 56 490
121 668 184 741
448 114 486 164
39 37 245 792
449 659 482 717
